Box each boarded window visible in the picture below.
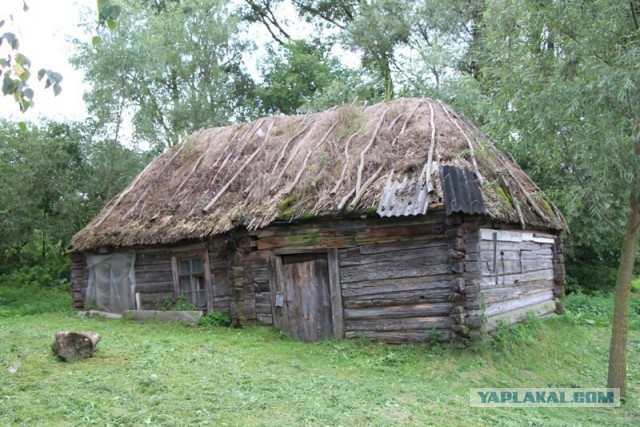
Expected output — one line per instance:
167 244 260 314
86 253 136 313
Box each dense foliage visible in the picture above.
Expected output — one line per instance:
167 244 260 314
0 119 145 279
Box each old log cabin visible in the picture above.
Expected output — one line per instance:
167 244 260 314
68 98 565 343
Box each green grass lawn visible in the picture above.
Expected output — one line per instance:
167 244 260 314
1 286 639 426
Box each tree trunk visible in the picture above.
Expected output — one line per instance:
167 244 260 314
51 331 102 362
607 170 640 399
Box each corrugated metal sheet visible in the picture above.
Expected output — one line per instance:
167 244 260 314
376 163 433 217
440 165 486 216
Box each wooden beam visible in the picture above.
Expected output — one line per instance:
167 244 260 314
202 249 213 313
170 256 180 303
328 249 344 339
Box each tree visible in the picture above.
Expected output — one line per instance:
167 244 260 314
0 0 122 112
240 0 410 99
0 18 62 112
73 0 255 151
256 39 383 115
0 119 144 268
476 0 640 398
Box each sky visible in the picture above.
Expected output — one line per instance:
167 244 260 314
0 0 354 126
0 0 95 122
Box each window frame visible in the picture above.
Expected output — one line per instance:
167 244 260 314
170 248 212 312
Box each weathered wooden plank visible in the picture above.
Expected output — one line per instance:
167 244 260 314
345 316 454 332
339 247 449 267
480 240 553 253
252 269 269 283
355 223 447 245
480 268 554 288
481 281 553 305
345 329 453 343
134 263 173 274
269 252 285 331
352 238 449 256
254 281 270 293
465 261 479 273
257 234 356 251
480 259 553 276
344 288 453 308
485 300 557 330
213 296 231 311
484 290 553 317
341 275 453 298
256 313 273 325
136 270 174 285
170 256 180 303
479 248 553 262
479 229 556 244
135 282 174 294
340 258 453 283
253 213 447 239
202 249 214 313
136 252 171 265
328 248 344 339
345 302 454 320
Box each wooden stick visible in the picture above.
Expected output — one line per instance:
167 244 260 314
424 101 437 192
438 101 484 185
219 119 266 184
330 127 363 195
505 168 552 223
285 148 315 195
125 142 188 217
269 121 335 194
208 126 245 188
337 188 356 210
348 165 385 209
391 101 422 146
202 148 263 213
270 118 313 175
387 112 403 131
356 107 390 193
500 174 526 228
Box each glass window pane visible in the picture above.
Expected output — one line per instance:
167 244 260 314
179 276 191 293
194 290 206 307
182 290 193 305
191 258 203 274
179 260 191 274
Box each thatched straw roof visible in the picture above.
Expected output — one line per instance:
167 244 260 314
70 98 564 252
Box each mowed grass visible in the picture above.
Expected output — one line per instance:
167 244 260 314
1 286 639 426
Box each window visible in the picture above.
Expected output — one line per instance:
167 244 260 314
86 252 136 313
178 258 206 308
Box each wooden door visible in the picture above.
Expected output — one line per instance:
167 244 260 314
281 253 333 342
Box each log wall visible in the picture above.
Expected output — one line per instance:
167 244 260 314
71 253 87 309
249 211 488 343
134 251 174 309
207 239 233 316
473 228 559 330
72 212 563 342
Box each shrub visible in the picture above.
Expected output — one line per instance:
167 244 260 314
565 262 618 294
490 314 541 354
156 296 198 311
197 311 231 327
563 291 640 330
